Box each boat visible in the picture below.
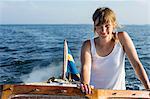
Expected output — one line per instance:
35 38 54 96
1 83 150 99
0 40 150 99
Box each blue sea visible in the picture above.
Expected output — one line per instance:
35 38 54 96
0 24 150 90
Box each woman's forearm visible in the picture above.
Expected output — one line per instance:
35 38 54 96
81 66 90 84
134 62 150 89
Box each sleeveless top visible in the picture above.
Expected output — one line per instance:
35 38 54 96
90 38 126 90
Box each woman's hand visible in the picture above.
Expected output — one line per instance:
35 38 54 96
78 83 94 94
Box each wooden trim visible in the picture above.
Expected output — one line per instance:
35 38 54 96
1 85 14 99
1 84 150 99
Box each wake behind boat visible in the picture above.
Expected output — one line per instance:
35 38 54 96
0 40 150 99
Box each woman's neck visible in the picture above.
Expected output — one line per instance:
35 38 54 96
98 35 113 47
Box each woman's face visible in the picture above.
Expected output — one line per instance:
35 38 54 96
95 21 114 38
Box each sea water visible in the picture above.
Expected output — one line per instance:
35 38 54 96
0 24 150 90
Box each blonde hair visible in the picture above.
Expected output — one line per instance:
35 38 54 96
92 7 119 41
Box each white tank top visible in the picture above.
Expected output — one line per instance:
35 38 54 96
90 38 126 90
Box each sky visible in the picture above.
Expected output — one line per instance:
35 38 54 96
0 0 149 25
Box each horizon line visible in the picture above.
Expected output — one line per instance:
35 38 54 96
0 23 150 26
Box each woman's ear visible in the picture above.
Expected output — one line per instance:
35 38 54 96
113 22 116 27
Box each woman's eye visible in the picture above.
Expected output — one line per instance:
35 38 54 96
106 25 109 28
96 27 101 29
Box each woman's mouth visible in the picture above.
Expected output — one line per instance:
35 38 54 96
101 32 106 35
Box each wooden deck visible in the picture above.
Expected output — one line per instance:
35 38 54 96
0 84 150 99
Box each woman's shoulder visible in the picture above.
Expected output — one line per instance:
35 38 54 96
81 39 92 53
82 39 91 48
117 31 132 47
117 31 129 41
82 37 98 48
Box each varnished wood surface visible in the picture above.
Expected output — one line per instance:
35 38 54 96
0 85 3 99
1 85 13 99
0 84 150 99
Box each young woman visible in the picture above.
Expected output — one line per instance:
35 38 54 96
80 7 150 94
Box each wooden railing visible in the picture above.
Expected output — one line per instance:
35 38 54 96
0 84 150 99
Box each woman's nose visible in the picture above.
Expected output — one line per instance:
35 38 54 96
101 27 106 32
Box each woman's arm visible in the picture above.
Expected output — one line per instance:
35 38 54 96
80 40 92 84
118 32 150 89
